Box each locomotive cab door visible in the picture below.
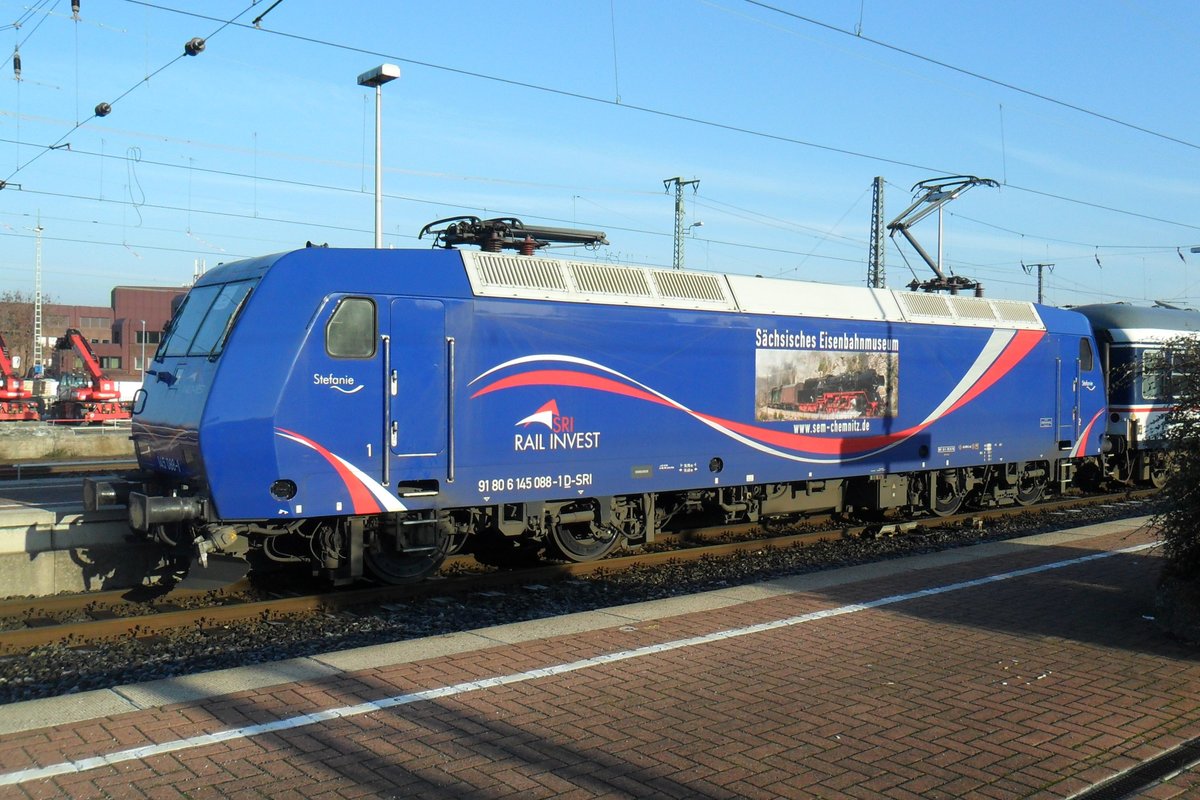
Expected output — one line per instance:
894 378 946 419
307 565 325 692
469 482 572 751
386 298 448 486
299 294 391 484
1055 345 1082 451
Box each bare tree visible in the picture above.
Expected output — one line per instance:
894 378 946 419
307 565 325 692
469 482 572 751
0 291 37 374
1152 335 1200 640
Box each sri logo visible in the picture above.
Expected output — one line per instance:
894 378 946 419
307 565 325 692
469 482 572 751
516 399 574 432
514 400 601 451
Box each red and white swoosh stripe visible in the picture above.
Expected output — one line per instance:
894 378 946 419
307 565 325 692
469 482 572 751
470 328 1045 464
275 428 405 514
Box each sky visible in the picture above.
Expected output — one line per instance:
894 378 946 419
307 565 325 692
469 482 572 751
1 0 1198 309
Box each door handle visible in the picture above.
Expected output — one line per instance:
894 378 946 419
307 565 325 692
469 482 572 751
381 333 391 486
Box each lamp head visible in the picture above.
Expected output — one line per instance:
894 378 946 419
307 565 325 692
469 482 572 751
358 64 400 87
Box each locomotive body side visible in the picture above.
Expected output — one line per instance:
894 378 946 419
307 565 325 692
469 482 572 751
455 271 1104 503
97 247 1107 582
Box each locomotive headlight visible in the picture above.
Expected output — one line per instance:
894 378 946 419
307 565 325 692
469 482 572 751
270 479 297 500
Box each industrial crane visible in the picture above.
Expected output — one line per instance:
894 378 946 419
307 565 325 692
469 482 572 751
53 329 130 422
0 332 38 421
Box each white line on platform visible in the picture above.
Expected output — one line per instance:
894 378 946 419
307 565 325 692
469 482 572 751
0 541 1157 787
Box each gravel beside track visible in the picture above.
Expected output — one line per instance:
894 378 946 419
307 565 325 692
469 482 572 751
0 499 1158 706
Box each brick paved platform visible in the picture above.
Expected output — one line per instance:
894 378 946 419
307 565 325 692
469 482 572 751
1 515 1198 799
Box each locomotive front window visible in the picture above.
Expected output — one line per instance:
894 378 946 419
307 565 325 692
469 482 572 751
161 284 221 357
189 281 255 358
1079 338 1094 371
326 297 376 358
160 279 257 359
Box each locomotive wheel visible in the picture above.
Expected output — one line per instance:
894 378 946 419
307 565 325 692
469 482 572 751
932 469 965 517
1149 451 1170 489
548 522 620 561
1014 463 1047 506
364 517 453 584
547 500 620 562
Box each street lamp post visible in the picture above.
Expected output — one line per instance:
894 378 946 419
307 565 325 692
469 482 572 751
357 64 401 248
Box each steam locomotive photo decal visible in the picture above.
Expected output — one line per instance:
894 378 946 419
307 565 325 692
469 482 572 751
756 349 898 421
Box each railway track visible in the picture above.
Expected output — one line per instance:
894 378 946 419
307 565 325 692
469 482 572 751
0 489 1158 657
0 458 137 481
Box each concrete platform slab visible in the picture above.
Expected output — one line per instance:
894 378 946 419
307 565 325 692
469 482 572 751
0 515 1187 799
0 478 159 595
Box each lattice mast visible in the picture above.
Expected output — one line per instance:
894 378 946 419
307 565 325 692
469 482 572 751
663 177 699 270
868 177 886 288
1022 262 1053 304
33 218 43 368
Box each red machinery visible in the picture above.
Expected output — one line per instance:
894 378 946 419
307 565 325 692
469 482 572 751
0 332 38 421
54 329 131 422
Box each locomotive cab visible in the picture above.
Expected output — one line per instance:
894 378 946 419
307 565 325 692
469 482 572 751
89 264 264 573
87 247 469 585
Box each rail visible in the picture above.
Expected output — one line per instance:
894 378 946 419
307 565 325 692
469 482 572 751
0 491 1157 653
2 458 137 480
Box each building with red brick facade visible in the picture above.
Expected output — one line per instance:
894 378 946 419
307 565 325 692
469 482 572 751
43 286 186 381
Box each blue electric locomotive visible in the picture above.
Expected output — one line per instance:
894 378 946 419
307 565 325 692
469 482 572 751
86 219 1108 583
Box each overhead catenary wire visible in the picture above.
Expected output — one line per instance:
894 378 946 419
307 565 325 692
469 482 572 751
3 1 1195 309
7 180 879 269
950 211 1190 253
6 130 1193 305
0 133 878 259
7 1 1187 248
742 0 1200 153
2 0 56 33
1 0 57 61
0 192 1183 306
881 179 1199 263
1 1 261 188
112 1 1200 238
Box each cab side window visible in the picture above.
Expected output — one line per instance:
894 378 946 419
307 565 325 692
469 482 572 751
326 298 376 358
1079 338 1094 372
